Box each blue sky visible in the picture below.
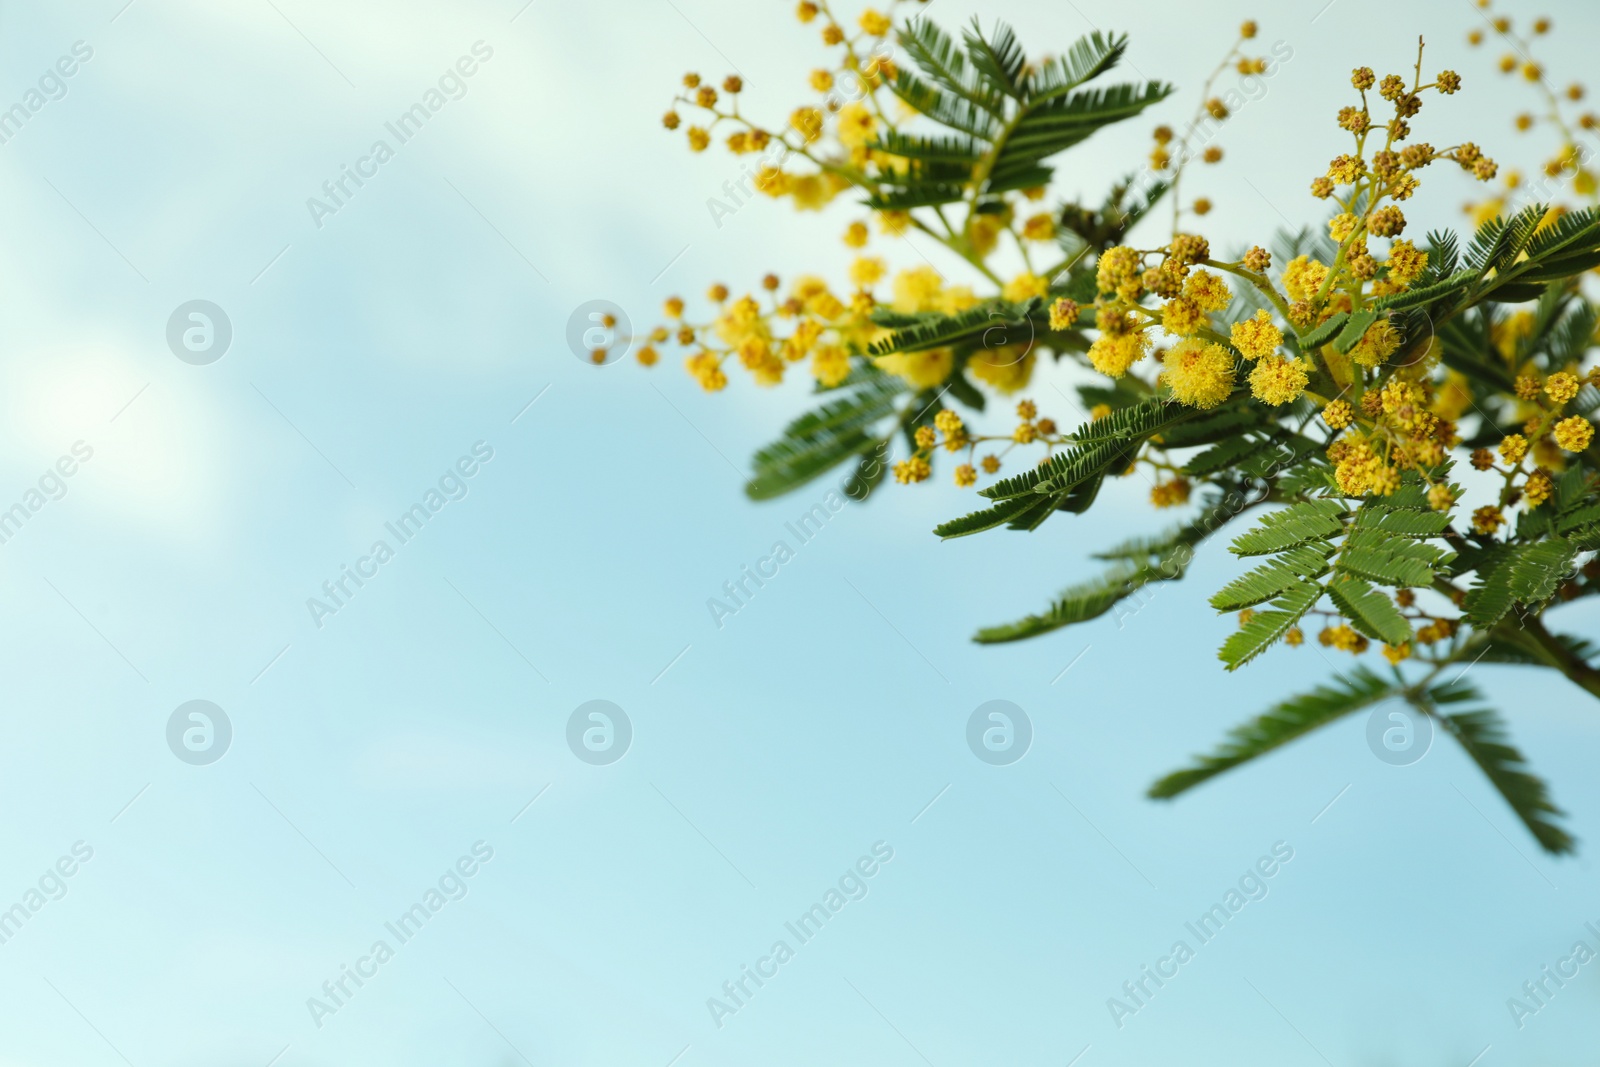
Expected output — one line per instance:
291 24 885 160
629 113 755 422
1 0 1599 1064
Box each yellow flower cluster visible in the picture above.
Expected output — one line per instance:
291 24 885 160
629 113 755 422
1321 625 1369 653
664 272 886 392
1162 340 1236 409
1150 478 1192 508
1087 311 1151 379
643 4 1600 547
1161 270 1231 338
1249 356 1310 406
1554 416 1594 452
1230 309 1284 360
1329 433 1400 497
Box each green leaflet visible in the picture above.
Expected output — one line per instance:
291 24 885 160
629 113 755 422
1332 309 1380 354
1336 546 1439 589
1209 544 1334 611
1470 631 1600 668
866 299 1038 356
1431 688 1574 854
1336 528 1453 588
1463 537 1579 627
1071 398 1189 444
1295 311 1348 351
1218 580 1323 670
979 498 1250 642
984 436 1125 501
1155 405 1263 448
1368 268 1475 312
746 371 905 500
1356 499 1459 534
933 493 1057 539
1184 433 1279 478
1025 28 1127 103
1093 497 1245 563
972 557 1186 643
1149 667 1398 798
882 18 1169 206
1557 501 1600 535
977 399 1180 501
1228 499 1346 556
1506 538 1578 606
1468 204 1547 280
1461 544 1518 628
1326 574 1411 645
936 401 1189 541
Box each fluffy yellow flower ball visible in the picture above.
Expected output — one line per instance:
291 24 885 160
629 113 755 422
1162 339 1236 408
1546 371 1581 405
969 346 1036 393
1184 270 1232 312
1282 255 1329 302
1249 356 1309 406
1554 416 1594 452
1386 239 1429 286
878 348 953 388
836 102 877 148
1230 309 1284 360
812 344 850 387
1002 273 1050 303
849 256 886 287
1163 295 1205 336
1350 319 1401 367
1087 331 1150 378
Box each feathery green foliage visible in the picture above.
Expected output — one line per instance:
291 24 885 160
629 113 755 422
1149 668 1399 797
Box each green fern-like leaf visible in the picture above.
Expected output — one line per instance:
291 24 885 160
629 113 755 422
895 18 1005 120
933 492 1055 539
962 18 1027 99
973 558 1186 643
1184 432 1281 477
1471 631 1600 668
1424 228 1461 278
1025 30 1126 103
1210 544 1334 611
1229 499 1346 556
867 129 985 164
1466 203 1546 279
888 18 1168 204
867 299 1038 356
1092 498 1244 564
990 81 1171 193
1463 537 1578 626
1295 310 1349 351
1155 404 1266 448
975 399 1182 502
978 436 1125 503
1352 506 1453 537
1462 545 1518 627
1336 528 1453 588
1326 574 1411 645
1432 690 1574 854
1332 309 1381 353
1368 268 1474 313
747 370 905 500
1218 580 1323 670
1149 667 1399 797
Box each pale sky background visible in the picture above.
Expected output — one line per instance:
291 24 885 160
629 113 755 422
1 0 1599 1065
